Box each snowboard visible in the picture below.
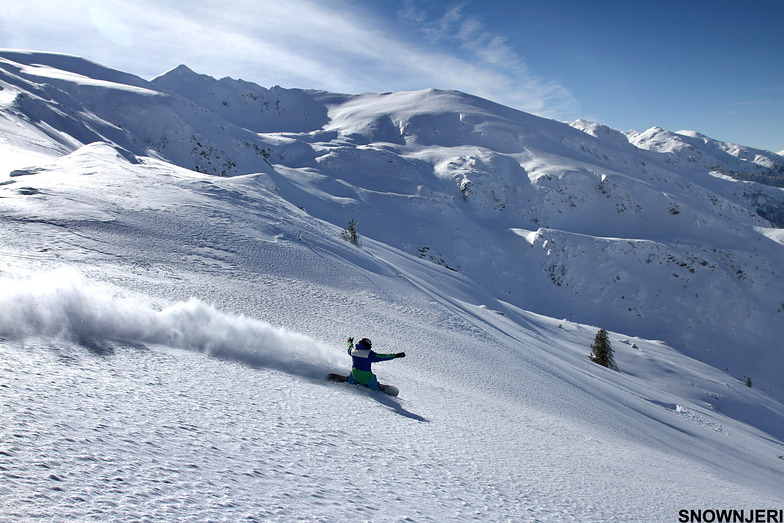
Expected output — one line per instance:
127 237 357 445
327 373 399 397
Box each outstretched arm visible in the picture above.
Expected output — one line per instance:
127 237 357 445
370 351 405 362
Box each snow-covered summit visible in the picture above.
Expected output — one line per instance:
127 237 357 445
625 125 783 174
151 64 333 134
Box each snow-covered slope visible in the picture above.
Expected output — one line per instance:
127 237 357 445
3 141 784 521
2 50 784 520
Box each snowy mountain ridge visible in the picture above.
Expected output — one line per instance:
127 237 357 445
2 49 784 520
2 49 783 398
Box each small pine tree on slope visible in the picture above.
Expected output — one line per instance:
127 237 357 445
341 219 359 245
590 328 618 371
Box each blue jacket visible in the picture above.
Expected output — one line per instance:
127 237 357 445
348 345 397 371
347 340 398 384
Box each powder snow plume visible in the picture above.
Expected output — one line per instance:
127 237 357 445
0 269 346 378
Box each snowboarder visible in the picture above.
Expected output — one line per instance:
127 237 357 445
346 337 405 391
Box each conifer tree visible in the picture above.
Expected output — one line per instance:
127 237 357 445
341 219 359 245
590 328 618 370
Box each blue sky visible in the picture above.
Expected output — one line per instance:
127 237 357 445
2 0 782 152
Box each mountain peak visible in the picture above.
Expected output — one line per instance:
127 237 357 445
159 64 195 78
151 63 218 91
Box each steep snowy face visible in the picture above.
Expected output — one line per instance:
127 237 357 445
265 89 784 399
2 142 784 523
2 50 783 399
0 51 278 177
618 125 784 227
151 64 334 134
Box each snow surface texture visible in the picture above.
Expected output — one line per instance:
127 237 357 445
1 50 784 521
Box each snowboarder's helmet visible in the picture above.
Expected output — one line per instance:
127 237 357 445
358 338 372 349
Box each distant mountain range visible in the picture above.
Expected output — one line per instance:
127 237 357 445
2 49 783 399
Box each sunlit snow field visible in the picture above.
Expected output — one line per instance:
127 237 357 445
1 153 782 521
1 50 783 520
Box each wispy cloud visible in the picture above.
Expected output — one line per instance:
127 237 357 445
713 95 782 117
395 1 576 116
1 0 577 118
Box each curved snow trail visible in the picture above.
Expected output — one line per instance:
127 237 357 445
0 269 346 379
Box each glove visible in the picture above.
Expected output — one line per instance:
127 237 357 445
396 352 406 358
348 337 354 343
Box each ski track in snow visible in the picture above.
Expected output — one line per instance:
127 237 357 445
3 341 779 522
1 167 783 519
1 164 783 519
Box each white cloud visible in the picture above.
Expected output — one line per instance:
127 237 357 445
393 0 577 116
87 5 134 47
